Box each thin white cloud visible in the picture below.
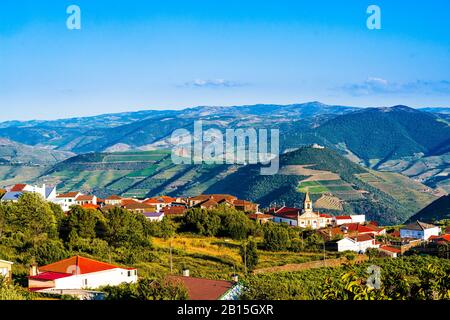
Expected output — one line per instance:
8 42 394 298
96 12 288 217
341 78 450 96
183 79 248 88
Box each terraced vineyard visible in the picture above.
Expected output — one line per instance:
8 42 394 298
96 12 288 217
29 150 235 199
2 146 439 225
356 170 438 214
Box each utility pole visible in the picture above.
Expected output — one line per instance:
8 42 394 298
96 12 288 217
169 238 173 274
243 242 247 274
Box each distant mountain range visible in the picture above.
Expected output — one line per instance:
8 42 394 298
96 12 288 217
0 101 448 223
0 138 74 165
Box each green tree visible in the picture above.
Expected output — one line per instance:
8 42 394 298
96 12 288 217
11 193 58 241
33 239 68 266
184 208 221 236
104 207 151 248
103 277 188 300
60 206 103 240
263 223 290 251
240 238 259 272
220 209 255 240
303 233 324 252
147 217 176 239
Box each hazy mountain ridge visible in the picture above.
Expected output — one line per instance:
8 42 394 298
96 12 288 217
407 195 450 222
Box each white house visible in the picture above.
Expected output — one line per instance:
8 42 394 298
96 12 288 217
104 195 123 206
143 212 165 222
1 183 57 202
334 234 379 253
334 216 353 226
379 246 401 258
333 214 366 226
29 256 137 293
55 191 82 211
400 221 440 240
75 194 98 206
0 259 13 281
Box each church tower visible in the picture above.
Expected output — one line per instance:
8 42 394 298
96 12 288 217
303 191 313 214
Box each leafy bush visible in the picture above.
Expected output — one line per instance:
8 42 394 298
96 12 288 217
103 277 188 300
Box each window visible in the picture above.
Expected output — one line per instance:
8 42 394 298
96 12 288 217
0 268 8 276
83 279 88 286
127 271 132 277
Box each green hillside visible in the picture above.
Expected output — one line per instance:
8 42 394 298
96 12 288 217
206 147 437 225
407 195 450 223
313 106 450 167
0 147 437 225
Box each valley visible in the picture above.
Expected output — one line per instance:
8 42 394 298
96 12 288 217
0 102 448 225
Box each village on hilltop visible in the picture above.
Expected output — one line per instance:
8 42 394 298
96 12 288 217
0 182 448 300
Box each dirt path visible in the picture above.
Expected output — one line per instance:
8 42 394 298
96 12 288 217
253 255 368 274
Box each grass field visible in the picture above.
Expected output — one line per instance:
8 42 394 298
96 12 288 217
297 179 362 201
298 181 329 194
138 235 327 280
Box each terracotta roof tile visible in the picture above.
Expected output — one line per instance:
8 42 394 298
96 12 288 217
38 256 134 275
10 184 27 192
167 276 235 300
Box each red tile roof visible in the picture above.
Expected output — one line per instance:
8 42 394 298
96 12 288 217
57 192 80 198
342 223 383 234
144 196 176 204
38 256 134 275
351 234 375 242
76 195 96 201
82 204 100 210
123 202 156 210
248 213 273 220
162 206 187 215
380 246 401 254
10 184 27 192
336 215 352 220
29 271 73 281
167 276 235 300
430 234 450 242
121 199 141 206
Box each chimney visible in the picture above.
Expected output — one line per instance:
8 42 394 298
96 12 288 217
182 269 190 277
231 274 239 282
29 264 39 276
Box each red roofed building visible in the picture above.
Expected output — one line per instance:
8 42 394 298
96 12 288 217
331 234 380 253
55 191 83 211
10 184 27 192
379 245 401 258
248 213 273 224
162 206 187 216
144 196 177 211
104 195 123 206
341 223 386 236
271 193 333 229
167 274 241 300
429 234 450 244
28 256 137 292
75 194 97 206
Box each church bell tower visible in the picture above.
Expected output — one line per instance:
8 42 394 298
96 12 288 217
303 191 313 214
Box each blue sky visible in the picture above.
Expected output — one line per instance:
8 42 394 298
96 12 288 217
0 0 449 120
